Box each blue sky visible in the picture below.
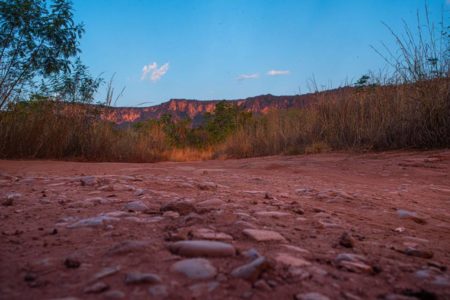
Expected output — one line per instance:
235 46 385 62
73 0 448 106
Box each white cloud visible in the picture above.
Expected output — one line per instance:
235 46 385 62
237 73 259 80
141 62 169 81
267 70 290 76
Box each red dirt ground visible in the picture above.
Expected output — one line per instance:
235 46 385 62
0 150 449 300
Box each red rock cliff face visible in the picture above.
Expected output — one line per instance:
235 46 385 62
100 89 352 126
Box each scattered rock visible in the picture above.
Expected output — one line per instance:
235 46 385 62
281 245 310 255
243 248 262 260
403 236 429 244
2 193 21 206
288 267 312 279
99 183 135 192
295 292 330 300
196 199 226 213
112 184 135 192
189 281 220 297
402 247 433 259
241 290 254 299
64 257 81 269
427 261 447 271
93 266 121 281
339 232 355 248
335 253 368 264
295 188 315 195
103 211 129 218
123 200 148 212
230 256 271 281
196 182 217 191
394 227 406 233
124 216 163 223
433 275 450 287
148 284 169 298
124 272 161 284
160 199 196 215
106 240 151 256
98 185 114 192
103 290 125 299
84 281 109 294
80 176 97 186
316 219 341 229
67 215 118 229
415 268 435 279
338 260 373 273
383 294 420 300
179 182 195 188
170 258 217 280
292 207 305 215
319 190 348 200
396 209 427 224
191 228 233 241
24 272 38 282
243 229 286 242
384 290 437 300
274 253 311 267
253 279 271 291
254 211 291 219
335 253 373 273
181 212 204 226
168 240 236 257
85 197 111 205
162 211 180 219
134 189 145 196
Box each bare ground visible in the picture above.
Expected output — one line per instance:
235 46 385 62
0 150 449 300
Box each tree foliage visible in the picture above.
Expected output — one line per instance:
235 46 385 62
47 58 102 103
132 101 252 148
0 0 93 108
204 101 251 144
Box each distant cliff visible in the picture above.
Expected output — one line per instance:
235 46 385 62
101 88 353 126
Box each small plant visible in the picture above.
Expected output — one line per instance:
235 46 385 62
104 73 125 106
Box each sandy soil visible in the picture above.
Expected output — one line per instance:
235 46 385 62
0 150 449 300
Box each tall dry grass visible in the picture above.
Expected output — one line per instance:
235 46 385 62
221 79 450 157
0 79 448 162
0 101 169 162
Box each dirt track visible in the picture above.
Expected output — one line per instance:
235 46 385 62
1 151 449 300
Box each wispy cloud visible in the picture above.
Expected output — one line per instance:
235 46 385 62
141 62 169 81
267 70 290 76
237 73 259 80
